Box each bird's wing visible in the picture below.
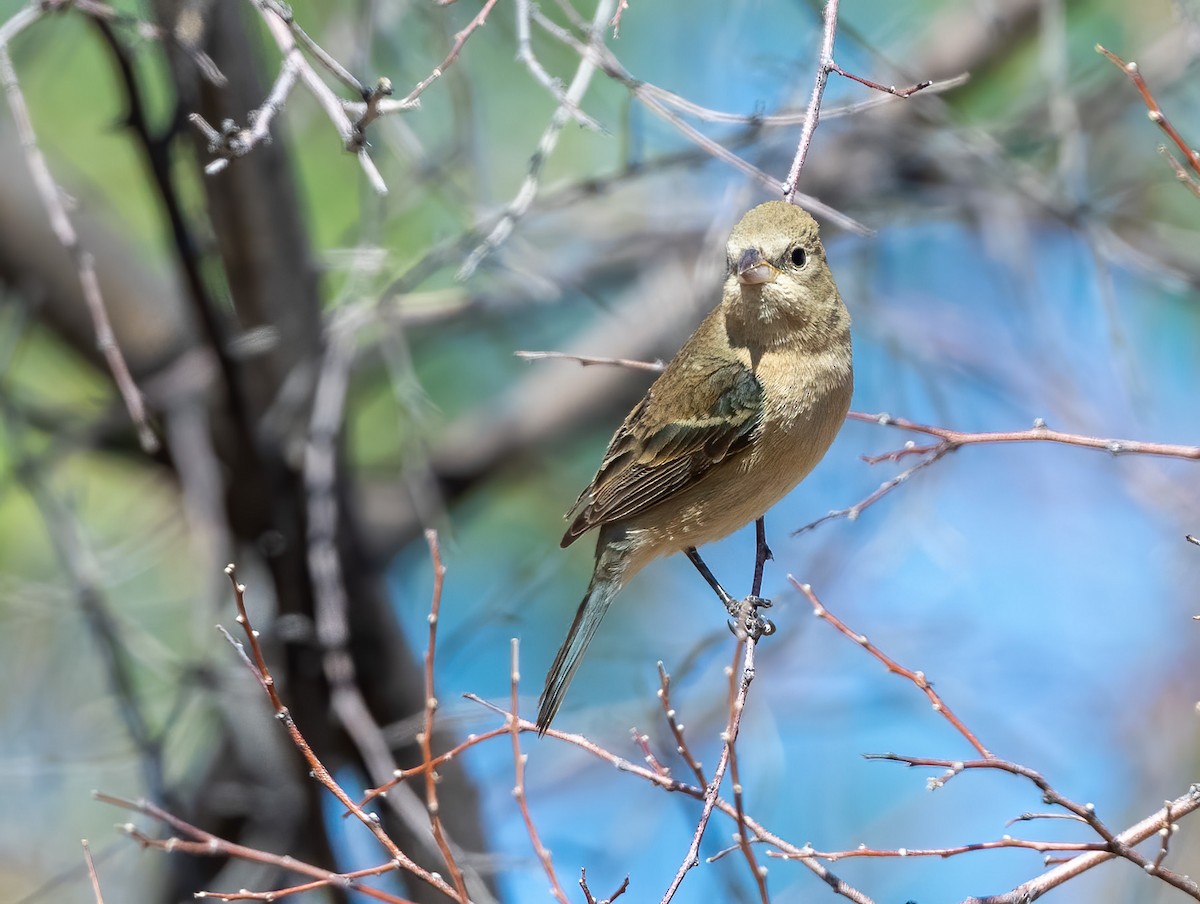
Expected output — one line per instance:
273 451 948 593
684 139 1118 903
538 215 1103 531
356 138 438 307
562 358 763 546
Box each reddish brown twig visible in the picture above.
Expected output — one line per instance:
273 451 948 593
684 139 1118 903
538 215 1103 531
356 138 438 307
724 657 771 903
870 756 1200 900
401 0 502 105
660 639 758 903
784 0 932 202
82 840 105 904
581 868 631 904
512 353 1200 535
631 727 671 777
657 661 707 786
509 356 1200 468
95 792 412 902
797 412 1200 534
417 530 469 901
609 0 630 37
847 411 1200 462
793 445 951 535
792 580 993 759
773 837 1108 862
508 639 571 903
356 725 510 808
462 692 875 903
1096 44 1200 197
218 565 457 899
828 62 931 98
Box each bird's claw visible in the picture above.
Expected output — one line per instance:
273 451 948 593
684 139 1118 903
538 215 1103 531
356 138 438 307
727 595 776 641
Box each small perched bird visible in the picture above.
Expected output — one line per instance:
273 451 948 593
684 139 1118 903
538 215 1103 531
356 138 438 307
536 200 853 732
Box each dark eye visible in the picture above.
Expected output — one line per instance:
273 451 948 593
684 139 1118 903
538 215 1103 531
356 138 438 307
789 246 807 268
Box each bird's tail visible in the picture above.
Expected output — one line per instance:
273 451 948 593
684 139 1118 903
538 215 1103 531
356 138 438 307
536 540 629 734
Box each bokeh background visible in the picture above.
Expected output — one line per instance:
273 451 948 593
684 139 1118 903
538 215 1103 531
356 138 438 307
0 0 1197 902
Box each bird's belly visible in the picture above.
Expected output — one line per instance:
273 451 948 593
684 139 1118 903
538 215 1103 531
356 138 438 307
623 393 847 568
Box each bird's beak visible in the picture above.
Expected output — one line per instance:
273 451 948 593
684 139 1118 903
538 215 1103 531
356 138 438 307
736 248 779 285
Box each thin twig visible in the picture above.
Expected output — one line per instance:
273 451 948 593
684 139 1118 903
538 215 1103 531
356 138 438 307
82 840 105 904
95 792 413 903
784 0 840 202
356 724 512 809
797 412 1200 534
190 49 303 174
524 5 867 234
1096 44 1200 196
401 0 502 105
251 6 388 193
515 349 665 372
1152 799 1175 872
581 869 631 904
784 0 932 202
219 566 458 899
723 657 770 903
418 530 470 901
793 580 993 758
0 19 157 452
508 639 571 904
254 0 366 95
847 411 1200 461
657 662 707 786
773 837 1108 862
459 0 617 279
659 639 757 903
631 727 671 777
515 0 602 130
871 756 1200 901
828 62 931 98
609 0 629 37
793 445 950 535
462 694 875 904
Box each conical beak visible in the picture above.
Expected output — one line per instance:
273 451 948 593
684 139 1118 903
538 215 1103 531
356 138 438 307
736 248 779 285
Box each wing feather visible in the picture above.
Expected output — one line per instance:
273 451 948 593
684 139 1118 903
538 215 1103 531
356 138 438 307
562 359 763 546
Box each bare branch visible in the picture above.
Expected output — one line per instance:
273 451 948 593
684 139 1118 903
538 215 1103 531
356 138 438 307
1096 44 1200 196
508 639 571 904
784 0 934 201
515 0 603 130
459 0 617 279
417 530 470 901
659 639 758 903
0 10 158 451
82 840 105 904
94 792 412 903
793 581 993 758
218 566 459 899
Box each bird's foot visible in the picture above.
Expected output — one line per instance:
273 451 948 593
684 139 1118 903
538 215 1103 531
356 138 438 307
728 595 775 641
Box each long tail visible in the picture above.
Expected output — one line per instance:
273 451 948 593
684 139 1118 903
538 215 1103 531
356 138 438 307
536 541 629 734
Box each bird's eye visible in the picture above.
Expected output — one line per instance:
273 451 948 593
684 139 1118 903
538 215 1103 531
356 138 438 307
789 247 807 268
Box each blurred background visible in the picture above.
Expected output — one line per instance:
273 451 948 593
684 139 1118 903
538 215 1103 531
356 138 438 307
0 0 1197 901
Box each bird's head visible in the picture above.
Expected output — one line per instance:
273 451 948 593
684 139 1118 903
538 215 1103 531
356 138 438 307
723 200 847 350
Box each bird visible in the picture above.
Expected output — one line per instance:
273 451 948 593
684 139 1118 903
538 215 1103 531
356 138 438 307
536 200 853 733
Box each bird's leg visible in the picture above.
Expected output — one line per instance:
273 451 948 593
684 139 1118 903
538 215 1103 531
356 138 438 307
736 516 775 641
685 546 737 616
750 515 773 598
685 543 776 642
